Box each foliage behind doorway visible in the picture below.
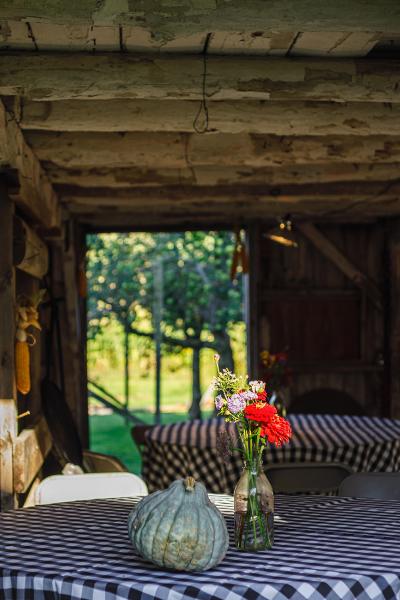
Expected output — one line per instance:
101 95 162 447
87 231 246 422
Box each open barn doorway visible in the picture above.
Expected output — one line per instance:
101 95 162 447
86 230 248 472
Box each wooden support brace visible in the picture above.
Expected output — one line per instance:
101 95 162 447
388 221 400 419
298 222 383 311
13 416 52 493
0 182 17 511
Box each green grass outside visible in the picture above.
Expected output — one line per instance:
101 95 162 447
88 321 245 473
89 411 212 473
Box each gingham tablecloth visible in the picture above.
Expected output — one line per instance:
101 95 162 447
1 494 400 600
142 415 400 493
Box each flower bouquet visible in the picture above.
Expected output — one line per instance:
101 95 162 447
213 355 292 551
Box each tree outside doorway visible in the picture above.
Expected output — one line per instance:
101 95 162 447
87 230 246 428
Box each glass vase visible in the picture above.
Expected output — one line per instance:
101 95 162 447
233 459 274 551
270 389 288 417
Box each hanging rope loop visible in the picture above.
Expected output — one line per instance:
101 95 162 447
193 33 212 134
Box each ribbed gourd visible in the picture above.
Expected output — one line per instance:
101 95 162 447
128 477 229 571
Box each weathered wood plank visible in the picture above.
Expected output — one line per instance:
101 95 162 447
59 180 400 207
289 32 380 57
123 28 205 53
0 185 15 401
298 222 383 310
44 163 400 188
0 2 399 32
0 19 35 50
290 32 351 56
209 31 296 55
76 202 388 229
388 221 400 419
13 416 52 493
0 183 17 511
1 54 400 102
62 223 87 443
30 22 90 51
26 131 400 169
63 185 400 222
19 99 400 135
0 100 60 230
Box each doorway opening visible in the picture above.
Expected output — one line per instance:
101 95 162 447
86 230 247 471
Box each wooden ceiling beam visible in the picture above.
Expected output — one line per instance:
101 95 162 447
1 1 399 32
18 99 400 135
59 181 400 210
45 163 400 188
26 131 400 168
67 194 400 223
1 54 400 102
0 100 60 230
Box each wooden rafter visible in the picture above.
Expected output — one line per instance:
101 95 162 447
1 54 400 102
0 2 399 34
18 99 400 135
59 181 400 206
25 131 400 168
0 99 60 231
43 163 400 189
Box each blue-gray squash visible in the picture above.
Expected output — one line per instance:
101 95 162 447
128 477 229 571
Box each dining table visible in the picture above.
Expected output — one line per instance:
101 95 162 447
142 414 400 493
1 493 400 600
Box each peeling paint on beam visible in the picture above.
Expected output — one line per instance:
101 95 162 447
25 131 400 169
1 1 400 33
1 54 400 102
44 163 400 188
58 180 400 207
19 99 400 135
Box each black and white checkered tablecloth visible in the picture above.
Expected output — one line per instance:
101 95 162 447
1 494 400 600
142 415 400 493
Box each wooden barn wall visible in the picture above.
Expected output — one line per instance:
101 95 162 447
0 177 88 510
256 223 386 416
15 269 45 429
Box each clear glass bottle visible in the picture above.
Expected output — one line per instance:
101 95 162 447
234 459 274 551
270 389 287 417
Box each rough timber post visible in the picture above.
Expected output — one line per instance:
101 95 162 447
388 221 400 419
0 181 17 511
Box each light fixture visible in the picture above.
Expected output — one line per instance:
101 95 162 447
265 215 298 248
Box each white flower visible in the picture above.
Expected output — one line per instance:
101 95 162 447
249 380 266 393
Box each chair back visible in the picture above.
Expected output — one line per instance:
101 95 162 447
339 472 400 500
131 425 154 453
35 472 148 505
265 462 353 494
289 388 366 416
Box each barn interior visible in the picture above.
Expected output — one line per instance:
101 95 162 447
1 1 400 510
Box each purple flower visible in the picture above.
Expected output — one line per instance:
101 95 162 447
215 395 225 410
227 393 246 414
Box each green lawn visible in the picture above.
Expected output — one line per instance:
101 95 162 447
88 322 245 473
89 411 211 473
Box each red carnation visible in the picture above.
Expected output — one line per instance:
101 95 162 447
261 414 292 447
244 403 276 425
